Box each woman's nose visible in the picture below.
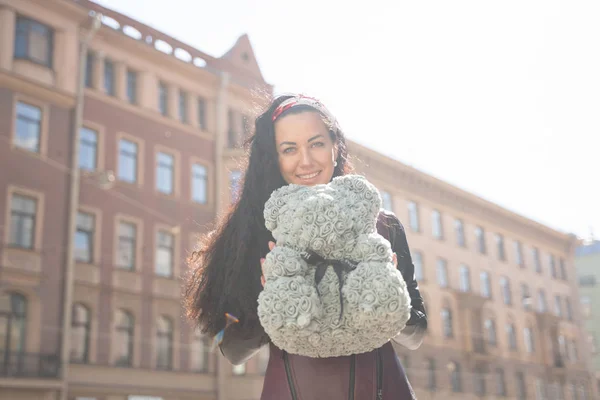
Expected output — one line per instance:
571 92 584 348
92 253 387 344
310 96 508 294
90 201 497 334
299 148 313 166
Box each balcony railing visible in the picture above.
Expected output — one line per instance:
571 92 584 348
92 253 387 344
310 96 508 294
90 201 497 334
0 351 61 378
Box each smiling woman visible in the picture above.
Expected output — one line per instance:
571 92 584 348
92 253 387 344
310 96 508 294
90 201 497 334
184 94 427 400
275 111 338 186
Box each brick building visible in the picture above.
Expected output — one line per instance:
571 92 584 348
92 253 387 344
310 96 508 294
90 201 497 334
0 0 595 399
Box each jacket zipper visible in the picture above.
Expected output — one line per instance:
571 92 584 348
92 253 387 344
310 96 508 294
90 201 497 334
375 348 383 400
282 351 298 400
348 354 356 400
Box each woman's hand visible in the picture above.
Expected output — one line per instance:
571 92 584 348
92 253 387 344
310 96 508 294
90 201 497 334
260 241 276 287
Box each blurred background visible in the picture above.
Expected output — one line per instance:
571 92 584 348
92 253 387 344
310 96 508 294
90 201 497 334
0 0 599 399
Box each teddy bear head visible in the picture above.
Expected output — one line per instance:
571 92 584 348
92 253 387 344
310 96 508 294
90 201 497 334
263 175 382 258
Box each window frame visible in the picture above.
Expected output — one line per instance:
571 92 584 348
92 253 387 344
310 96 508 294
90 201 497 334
14 16 54 68
70 303 91 364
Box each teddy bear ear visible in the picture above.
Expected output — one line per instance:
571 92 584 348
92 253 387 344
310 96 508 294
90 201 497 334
263 184 309 231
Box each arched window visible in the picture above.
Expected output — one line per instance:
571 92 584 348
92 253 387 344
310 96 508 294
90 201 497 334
114 309 134 366
70 303 90 363
156 315 173 370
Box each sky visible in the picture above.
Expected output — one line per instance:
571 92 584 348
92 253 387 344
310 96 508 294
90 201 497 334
94 0 599 240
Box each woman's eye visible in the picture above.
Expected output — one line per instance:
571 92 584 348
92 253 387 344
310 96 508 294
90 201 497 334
282 147 296 154
312 142 325 148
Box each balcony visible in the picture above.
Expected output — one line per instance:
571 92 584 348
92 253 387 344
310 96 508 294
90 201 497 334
0 351 61 379
450 288 490 310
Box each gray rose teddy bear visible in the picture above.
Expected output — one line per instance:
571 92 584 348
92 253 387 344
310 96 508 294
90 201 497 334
257 174 412 358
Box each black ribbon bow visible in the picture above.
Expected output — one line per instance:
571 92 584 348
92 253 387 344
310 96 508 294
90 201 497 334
300 249 358 322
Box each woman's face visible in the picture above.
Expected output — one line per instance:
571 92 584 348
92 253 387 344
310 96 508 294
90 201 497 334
274 111 338 186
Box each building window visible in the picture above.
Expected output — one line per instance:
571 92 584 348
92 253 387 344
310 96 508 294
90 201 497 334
495 233 506 261
500 277 512 305
156 152 175 194
126 69 137 104
229 170 242 203
197 97 207 130
14 16 53 67
74 211 95 263
449 362 462 392
459 265 470 292
474 367 486 396
579 275 596 287
565 298 573 321
9 194 37 249
155 230 174 278
156 316 173 370
533 247 542 273
114 309 134 366
558 335 567 360
79 127 98 171
475 226 486 254
431 210 443 239
581 296 592 318
179 90 187 123
85 51 94 88
117 139 138 183
496 368 507 397
190 330 209 372
437 258 448 288
554 295 562 317
524 327 535 353
191 164 208 204
426 358 436 390
408 202 420 233
522 283 532 310
159 82 168 116
412 251 424 281
227 109 237 148
537 289 547 313
0 293 27 353
485 319 497 346
516 372 527 400
104 59 115 96
70 303 90 363
559 258 567 280
232 363 246 376
381 190 393 211
480 271 491 298
568 339 578 363
536 379 546 400
116 221 136 270
455 219 465 247
442 308 453 338
549 255 557 279
507 323 517 351
15 101 42 153
515 241 524 267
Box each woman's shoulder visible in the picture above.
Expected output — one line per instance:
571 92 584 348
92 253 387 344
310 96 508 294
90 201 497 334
377 209 406 233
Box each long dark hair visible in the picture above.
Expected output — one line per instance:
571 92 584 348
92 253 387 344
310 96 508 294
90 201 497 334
184 94 353 338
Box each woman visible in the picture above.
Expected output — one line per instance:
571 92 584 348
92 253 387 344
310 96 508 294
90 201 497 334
185 94 427 399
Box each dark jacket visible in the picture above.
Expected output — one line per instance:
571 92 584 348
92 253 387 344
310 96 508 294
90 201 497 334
220 210 427 399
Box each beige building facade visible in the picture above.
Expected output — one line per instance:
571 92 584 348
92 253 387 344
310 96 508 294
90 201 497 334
0 0 595 399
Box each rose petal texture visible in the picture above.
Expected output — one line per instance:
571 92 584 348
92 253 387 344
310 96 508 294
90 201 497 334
258 174 412 357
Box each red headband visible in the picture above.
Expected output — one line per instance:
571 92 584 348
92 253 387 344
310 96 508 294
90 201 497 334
271 95 335 124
